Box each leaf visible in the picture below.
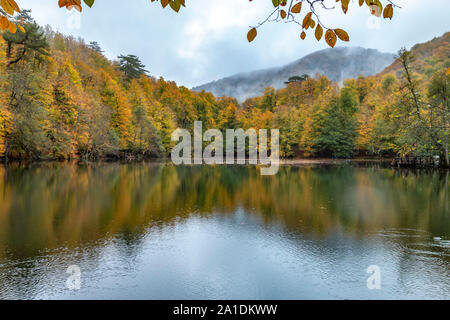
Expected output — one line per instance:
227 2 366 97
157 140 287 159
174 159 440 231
17 24 25 33
369 0 383 17
272 0 280 7
83 0 94 8
383 4 393 20
300 31 306 40
325 29 337 48
302 12 312 29
161 0 169 8
446 68 450 76
334 28 349 41
10 0 20 12
1 0 14 15
291 2 302 14
169 0 181 12
359 0 364 6
247 28 257 42
0 15 9 30
7 20 16 34
65 0 82 12
341 0 350 14
280 9 286 19
1 0 20 16
315 24 323 41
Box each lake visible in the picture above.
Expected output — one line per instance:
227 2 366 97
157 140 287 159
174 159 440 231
0 162 448 299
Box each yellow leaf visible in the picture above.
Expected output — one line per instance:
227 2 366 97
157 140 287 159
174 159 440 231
280 10 286 19
1 0 14 15
341 0 350 14
17 24 25 33
7 21 16 34
334 28 349 41
446 68 450 76
0 15 9 30
315 24 323 41
8 0 20 13
383 4 393 19
300 31 306 40
325 29 337 48
302 12 312 29
291 2 302 14
247 28 257 42
0 0 20 14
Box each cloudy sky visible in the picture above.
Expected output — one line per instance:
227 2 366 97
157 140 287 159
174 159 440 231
19 0 450 88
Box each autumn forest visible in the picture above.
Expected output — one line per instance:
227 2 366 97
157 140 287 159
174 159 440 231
0 11 449 165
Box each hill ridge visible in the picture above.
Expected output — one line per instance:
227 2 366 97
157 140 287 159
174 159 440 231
192 46 396 101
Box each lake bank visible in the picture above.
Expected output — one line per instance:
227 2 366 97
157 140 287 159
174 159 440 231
3 156 449 170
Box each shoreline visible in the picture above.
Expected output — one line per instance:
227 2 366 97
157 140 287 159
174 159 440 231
1 157 448 169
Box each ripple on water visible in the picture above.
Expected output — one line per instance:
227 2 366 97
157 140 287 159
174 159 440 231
377 228 450 259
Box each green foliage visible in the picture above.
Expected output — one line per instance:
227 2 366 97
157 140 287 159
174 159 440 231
382 74 396 92
309 88 358 158
3 19 49 65
260 87 277 112
130 104 163 156
118 54 148 81
87 41 103 54
4 62 52 159
285 74 310 85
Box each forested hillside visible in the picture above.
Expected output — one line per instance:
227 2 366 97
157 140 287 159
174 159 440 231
381 32 450 79
0 11 238 160
0 12 448 165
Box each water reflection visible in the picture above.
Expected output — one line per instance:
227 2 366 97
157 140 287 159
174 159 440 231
0 163 448 299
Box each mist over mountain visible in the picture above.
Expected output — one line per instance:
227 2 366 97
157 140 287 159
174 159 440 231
192 47 395 101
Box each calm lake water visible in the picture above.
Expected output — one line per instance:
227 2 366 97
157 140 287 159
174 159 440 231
0 162 448 300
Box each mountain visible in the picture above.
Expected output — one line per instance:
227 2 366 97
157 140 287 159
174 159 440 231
192 47 395 101
380 31 450 78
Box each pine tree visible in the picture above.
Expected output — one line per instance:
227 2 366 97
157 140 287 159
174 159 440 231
88 41 103 54
118 54 148 81
284 74 309 85
3 11 49 66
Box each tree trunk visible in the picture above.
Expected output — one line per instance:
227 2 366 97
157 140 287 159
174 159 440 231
444 139 449 167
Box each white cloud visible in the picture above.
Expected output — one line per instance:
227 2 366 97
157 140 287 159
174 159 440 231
16 0 450 87
178 1 268 59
